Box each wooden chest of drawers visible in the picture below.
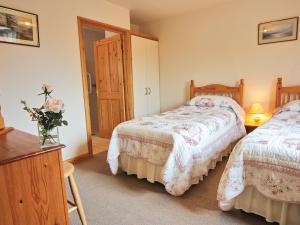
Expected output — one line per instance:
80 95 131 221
0 129 70 225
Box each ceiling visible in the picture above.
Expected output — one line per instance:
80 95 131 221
107 0 233 24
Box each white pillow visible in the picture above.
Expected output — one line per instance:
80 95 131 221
187 95 245 122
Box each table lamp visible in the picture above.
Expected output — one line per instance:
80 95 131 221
249 103 265 123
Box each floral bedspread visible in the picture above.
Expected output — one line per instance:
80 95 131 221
107 103 245 196
218 110 300 210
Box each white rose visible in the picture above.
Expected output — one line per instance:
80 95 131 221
42 84 54 93
44 99 64 113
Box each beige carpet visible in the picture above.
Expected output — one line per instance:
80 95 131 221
68 152 277 225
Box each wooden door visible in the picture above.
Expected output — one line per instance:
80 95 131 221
94 35 125 138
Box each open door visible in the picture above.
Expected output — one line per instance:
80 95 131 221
94 34 125 138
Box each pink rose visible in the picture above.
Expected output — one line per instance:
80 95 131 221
44 99 64 113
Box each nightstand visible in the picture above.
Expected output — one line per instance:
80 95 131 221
244 121 265 134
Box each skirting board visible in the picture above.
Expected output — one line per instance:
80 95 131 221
0 127 14 136
65 136 109 164
66 153 91 164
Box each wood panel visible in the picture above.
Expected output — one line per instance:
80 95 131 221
276 77 300 108
77 17 93 157
111 99 122 128
123 31 134 120
98 99 110 137
190 79 244 107
0 150 69 225
94 35 125 138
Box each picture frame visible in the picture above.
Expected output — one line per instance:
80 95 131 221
258 17 298 45
0 5 40 47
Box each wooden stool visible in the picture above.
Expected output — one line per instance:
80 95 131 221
63 162 87 225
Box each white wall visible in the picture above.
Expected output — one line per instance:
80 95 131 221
0 0 130 159
142 0 300 112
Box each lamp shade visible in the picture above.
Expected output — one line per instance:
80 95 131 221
249 103 265 114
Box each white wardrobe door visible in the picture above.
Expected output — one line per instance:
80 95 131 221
146 39 160 115
131 36 148 117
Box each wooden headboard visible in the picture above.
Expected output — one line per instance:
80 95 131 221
276 77 300 108
190 79 244 106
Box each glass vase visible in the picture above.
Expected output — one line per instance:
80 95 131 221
38 124 60 148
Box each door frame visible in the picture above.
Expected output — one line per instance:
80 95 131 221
77 16 134 157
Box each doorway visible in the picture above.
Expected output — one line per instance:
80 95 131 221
77 17 134 156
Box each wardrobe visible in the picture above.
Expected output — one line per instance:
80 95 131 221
131 35 160 118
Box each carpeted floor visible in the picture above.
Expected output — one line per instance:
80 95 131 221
69 152 277 225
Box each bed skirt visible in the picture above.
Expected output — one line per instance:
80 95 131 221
119 144 233 188
234 186 300 225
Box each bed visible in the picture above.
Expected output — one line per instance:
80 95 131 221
217 78 300 225
107 79 246 196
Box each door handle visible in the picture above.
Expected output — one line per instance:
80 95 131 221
87 72 92 94
145 88 148 95
148 88 151 95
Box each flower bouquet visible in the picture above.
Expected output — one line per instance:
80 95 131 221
21 85 68 148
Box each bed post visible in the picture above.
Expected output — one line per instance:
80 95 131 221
190 80 195 99
276 77 282 108
239 79 244 107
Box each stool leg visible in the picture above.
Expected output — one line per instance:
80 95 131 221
68 174 87 225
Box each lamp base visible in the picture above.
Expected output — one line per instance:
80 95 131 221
253 116 261 123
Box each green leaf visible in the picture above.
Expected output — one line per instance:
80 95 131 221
37 111 44 116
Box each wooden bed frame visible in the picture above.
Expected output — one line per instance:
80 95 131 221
276 77 300 107
190 79 244 106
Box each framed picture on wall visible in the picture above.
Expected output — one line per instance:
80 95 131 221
0 5 40 47
258 17 298 45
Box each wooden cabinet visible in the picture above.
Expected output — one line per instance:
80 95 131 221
131 35 160 117
0 129 69 225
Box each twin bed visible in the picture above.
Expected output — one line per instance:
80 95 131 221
107 77 300 225
108 79 246 195
218 78 300 225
